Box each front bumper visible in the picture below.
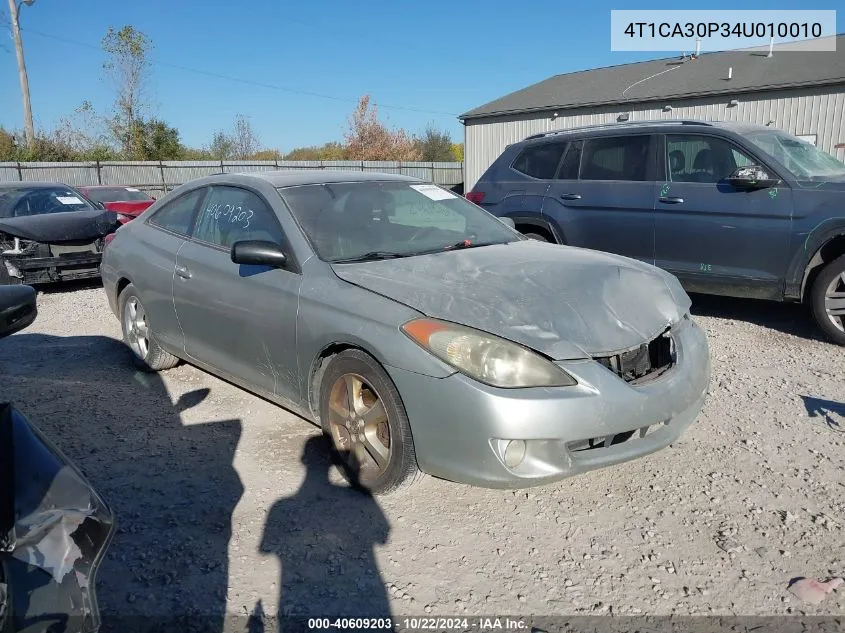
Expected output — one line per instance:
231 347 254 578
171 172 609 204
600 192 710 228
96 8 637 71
4 252 103 285
387 316 711 488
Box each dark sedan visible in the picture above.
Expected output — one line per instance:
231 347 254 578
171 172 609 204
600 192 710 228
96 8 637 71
0 182 120 285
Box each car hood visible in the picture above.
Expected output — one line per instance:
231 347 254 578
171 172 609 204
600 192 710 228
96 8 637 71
0 209 119 244
332 241 691 360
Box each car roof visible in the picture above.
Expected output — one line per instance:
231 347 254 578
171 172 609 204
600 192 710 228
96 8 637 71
518 119 771 145
210 170 422 188
78 185 132 190
0 181 76 189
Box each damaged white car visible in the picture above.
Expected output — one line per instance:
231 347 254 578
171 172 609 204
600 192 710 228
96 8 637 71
0 183 120 285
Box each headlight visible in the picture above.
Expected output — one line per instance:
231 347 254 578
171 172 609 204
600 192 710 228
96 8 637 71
402 318 577 388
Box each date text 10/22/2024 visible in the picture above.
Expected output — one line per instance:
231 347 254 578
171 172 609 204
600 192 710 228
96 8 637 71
306 617 529 631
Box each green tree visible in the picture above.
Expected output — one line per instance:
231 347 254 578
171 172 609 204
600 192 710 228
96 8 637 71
451 142 464 162
284 142 347 161
102 25 153 157
208 131 235 160
131 118 182 160
0 127 17 161
417 125 454 162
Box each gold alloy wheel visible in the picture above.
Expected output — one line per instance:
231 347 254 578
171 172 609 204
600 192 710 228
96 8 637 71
327 373 391 482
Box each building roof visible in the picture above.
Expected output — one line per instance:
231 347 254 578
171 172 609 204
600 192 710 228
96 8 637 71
460 35 845 120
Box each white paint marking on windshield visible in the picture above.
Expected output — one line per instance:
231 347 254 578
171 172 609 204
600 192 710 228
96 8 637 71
410 184 456 201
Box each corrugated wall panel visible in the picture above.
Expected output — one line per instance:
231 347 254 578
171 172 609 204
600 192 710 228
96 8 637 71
464 85 845 190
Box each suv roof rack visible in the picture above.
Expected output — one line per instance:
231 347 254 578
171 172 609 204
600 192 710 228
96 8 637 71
523 119 714 141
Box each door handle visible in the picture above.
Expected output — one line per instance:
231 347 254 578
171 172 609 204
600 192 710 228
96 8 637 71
659 196 684 204
175 265 192 279
560 193 582 201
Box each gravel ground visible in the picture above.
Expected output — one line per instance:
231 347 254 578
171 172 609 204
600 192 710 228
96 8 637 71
1 283 844 626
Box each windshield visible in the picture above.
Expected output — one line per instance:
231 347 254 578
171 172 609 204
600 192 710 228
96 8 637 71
744 130 845 181
278 181 521 262
0 186 96 219
85 187 152 203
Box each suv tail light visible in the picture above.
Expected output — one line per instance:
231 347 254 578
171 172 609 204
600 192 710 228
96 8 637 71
466 191 485 204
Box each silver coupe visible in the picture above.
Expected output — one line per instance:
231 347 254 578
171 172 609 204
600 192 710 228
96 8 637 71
100 171 711 494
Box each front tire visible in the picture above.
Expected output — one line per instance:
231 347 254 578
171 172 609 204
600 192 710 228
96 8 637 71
0 259 21 286
810 254 845 346
119 284 180 371
319 349 421 494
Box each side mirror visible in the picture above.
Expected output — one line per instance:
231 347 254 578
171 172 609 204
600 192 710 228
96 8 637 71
499 217 516 229
231 240 287 269
0 285 37 339
726 165 781 190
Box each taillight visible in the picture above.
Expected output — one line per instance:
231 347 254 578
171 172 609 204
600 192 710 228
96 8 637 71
117 213 133 223
466 191 485 204
104 233 115 248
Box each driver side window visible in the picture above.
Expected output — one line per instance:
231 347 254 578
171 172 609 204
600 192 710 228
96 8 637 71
193 186 284 249
667 135 757 184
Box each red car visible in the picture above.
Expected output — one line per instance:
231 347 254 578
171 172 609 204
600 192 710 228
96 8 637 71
77 185 156 224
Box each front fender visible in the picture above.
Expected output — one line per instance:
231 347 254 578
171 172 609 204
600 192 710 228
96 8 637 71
505 213 565 243
786 217 845 300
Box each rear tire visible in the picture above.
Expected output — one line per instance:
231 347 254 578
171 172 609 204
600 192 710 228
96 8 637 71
810 254 845 346
118 283 180 371
319 349 422 494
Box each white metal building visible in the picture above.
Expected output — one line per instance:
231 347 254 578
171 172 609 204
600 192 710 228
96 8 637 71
460 35 845 191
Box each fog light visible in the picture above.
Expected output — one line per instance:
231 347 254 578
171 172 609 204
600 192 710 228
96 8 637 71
503 440 526 468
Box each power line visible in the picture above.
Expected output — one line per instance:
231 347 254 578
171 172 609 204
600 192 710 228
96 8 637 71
13 26 460 117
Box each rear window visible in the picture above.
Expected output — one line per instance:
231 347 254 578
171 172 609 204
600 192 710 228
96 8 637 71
0 186 95 218
511 142 566 179
86 187 152 203
580 136 651 181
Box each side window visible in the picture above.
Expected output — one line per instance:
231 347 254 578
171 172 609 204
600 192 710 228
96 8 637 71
194 186 284 249
580 136 651 181
148 188 205 236
556 140 582 180
511 142 566 179
666 135 757 184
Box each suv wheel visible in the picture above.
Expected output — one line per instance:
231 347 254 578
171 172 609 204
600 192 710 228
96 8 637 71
810 254 845 346
523 232 549 242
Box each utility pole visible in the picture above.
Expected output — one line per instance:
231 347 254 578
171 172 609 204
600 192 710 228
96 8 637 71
7 0 36 150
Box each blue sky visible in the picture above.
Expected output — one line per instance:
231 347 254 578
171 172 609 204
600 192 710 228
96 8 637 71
0 0 839 152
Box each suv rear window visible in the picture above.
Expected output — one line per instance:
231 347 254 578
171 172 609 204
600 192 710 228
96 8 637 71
511 142 566 179
580 136 650 181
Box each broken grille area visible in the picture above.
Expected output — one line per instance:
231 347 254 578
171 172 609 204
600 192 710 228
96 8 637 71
568 420 669 452
595 330 675 384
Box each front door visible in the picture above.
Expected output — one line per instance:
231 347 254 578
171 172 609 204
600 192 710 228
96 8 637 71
172 185 302 407
541 134 657 264
654 133 793 298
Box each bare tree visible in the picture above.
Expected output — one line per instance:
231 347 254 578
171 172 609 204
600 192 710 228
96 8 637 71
102 25 153 157
344 95 419 161
7 0 36 149
231 114 260 159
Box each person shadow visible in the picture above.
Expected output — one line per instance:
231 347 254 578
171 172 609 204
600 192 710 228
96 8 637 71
0 332 243 633
251 435 392 632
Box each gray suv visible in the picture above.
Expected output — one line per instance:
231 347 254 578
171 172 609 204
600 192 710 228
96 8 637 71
468 120 845 345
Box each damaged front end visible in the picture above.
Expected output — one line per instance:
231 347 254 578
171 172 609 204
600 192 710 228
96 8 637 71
0 211 119 285
0 403 115 633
